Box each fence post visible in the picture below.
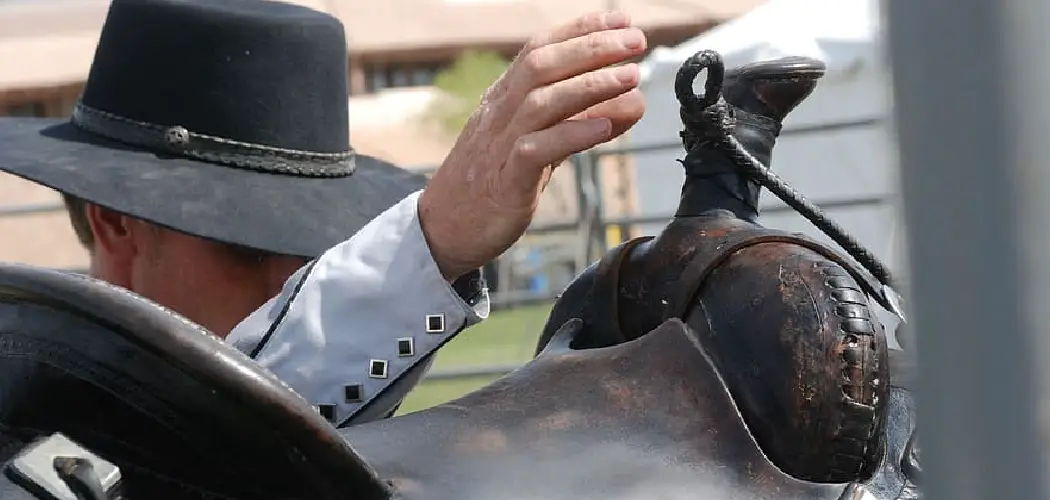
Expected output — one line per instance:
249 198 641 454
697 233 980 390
586 148 608 257
571 153 594 273
884 0 1047 498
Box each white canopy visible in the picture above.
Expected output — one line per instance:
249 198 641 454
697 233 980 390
641 0 878 85
624 0 907 339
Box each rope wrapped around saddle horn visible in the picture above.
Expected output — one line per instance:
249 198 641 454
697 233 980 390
674 50 908 323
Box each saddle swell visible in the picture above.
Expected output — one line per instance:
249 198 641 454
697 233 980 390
537 213 890 483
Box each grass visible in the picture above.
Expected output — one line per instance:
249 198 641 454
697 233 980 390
396 302 553 414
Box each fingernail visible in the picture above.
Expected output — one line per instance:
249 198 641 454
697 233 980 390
622 29 645 50
605 11 628 28
587 118 612 138
614 64 638 85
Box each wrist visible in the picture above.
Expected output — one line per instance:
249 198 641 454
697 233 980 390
418 190 473 282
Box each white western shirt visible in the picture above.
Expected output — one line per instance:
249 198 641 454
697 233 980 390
226 190 490 426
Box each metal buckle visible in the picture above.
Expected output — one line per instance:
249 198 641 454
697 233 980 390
4 433 121 500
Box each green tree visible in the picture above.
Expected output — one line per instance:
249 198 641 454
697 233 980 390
427 50 510 135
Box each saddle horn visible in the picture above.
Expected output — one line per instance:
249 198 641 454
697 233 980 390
674 50 907 322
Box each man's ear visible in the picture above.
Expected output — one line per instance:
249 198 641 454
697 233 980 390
84 203 137 260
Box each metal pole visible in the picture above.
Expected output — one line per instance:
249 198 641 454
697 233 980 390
571 153 594 273
587 149 608 256
883 0 1047 498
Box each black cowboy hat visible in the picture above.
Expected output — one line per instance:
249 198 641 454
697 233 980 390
0 0 427 259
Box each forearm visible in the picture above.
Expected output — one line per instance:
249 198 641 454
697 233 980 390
226 190 489 425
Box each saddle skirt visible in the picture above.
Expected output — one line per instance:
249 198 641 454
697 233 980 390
0 263 917 500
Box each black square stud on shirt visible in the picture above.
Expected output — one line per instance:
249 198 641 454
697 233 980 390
368 359 389 379
397 337 415 357
344 384 363 403
425 314 445 333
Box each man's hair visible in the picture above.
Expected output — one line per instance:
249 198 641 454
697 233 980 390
61 193 292 265
62 193 95 249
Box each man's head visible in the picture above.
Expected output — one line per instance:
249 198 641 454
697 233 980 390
0 0 426 334
63 194 307 336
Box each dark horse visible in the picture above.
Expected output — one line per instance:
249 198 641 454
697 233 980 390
0 51 919 500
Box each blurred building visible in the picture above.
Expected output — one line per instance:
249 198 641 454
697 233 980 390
0 0 762 271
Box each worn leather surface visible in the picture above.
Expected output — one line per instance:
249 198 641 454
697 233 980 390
0 262 919 500
537 214 890 483
853 387 921 500
340 318 848 500
535 55 888 483
0 263 387 500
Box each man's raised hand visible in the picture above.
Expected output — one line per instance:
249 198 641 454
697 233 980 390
420 11 647 280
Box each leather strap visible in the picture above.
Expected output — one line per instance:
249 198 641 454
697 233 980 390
583 228 887 341
70 101 356 177
664 228 888 321
585 236 654 343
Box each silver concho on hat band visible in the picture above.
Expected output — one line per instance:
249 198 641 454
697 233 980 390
69 101 356 177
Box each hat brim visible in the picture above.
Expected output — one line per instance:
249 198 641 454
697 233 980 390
0 118 428 259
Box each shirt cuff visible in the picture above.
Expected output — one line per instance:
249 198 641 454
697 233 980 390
226 190 489 425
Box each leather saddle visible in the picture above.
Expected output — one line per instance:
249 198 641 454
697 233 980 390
0 263 918 500
0 263 386 500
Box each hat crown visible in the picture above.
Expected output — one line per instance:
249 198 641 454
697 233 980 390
81 0 351 154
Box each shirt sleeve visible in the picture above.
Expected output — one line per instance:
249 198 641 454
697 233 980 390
225 190 490 425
